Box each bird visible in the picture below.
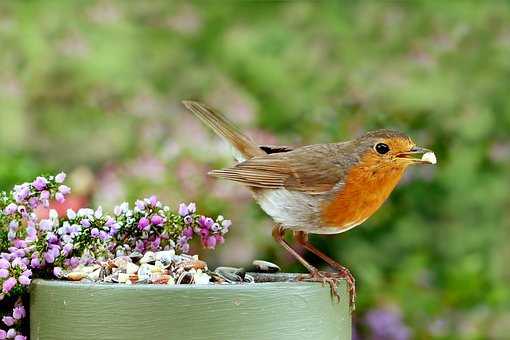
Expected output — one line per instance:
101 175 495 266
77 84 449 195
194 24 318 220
182 100 436 307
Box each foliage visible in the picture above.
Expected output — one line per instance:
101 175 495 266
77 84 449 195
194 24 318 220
0 1 509 338
0 173 230 338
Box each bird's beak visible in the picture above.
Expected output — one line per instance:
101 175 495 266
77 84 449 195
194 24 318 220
396 146 437 165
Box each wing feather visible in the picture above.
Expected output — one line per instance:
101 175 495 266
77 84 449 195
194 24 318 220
209 143 357 194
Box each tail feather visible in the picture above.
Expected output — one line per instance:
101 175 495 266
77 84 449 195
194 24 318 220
182 100 264 160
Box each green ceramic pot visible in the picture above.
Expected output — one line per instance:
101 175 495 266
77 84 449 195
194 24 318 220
30 275 351 340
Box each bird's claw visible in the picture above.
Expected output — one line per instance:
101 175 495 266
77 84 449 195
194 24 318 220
300 270 356 310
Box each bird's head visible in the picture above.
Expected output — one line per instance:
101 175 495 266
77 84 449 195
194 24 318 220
355 129 437 169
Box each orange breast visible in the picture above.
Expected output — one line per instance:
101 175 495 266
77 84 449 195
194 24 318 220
321 154 407 230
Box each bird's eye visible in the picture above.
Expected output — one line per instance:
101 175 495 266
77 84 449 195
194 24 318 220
375 143 390 155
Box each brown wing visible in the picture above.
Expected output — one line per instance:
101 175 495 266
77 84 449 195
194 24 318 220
209 142 357 194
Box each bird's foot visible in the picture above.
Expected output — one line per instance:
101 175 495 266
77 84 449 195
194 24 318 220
299 270 342 304
299 269 356 309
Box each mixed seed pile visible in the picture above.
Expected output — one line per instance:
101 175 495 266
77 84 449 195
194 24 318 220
62 250 281 285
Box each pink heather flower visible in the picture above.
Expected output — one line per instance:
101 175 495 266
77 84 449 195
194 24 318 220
55 192 65 203
40 190 50 200
6 329 15 339
43 252 55 264
0 329 5 339
30 257 40 268
183 227 193 238
135 200 145 210
0 258 9 269
15 335 27 340
67 209 76 220
98 231 108 240
148 195 158 207
12 306 25 320
2 316 15 327
187 202 196 214
4 203 17 215
90 228 99 238
199 228 209 238
21 269 31 277
199 216 214 229
151 215 164 226
39 219 52 231
205 235 217 249
2 277 16 294
0 269 9 279
55 172 66 183
58 185 71 195
215 234 225 245
138 217 150 231
151 237 161 250
32 176 48 191
81 219 91 227
62 243 73 256
53 267 63 278
184 215 193 224
13 185 30 203
18 275 31 286
178 203 189 216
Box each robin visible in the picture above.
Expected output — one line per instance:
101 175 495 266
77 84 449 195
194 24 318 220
183 101 437 307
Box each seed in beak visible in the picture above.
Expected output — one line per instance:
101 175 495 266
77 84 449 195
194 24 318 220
421 152 437 164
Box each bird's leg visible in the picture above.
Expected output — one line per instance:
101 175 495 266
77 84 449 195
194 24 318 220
294 231 356 308
272 225 341 302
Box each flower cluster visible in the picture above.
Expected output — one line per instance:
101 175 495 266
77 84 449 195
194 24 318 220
0 173 231 339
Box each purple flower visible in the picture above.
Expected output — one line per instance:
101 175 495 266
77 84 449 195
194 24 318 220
0 330 5 339
58 185 71 195
43 251 55 264
6 329 16 338
184 215 193 225
2 277 16 294
151 237 161 250
32 176 48 191
0 259 9 269
151 215 164 226
199 216 214 230
13 184 30 203
148 195 158 207
90 228 100 238
40 190 50 200
178 203 189 216
182 227 193 238
98 231 108 240
2 316 14 326
15 335 27 340
55 172 66 183
62 243 73 256
30 257 40 268
365 308 410 340
138 217 150 231
215 235 225 245
39 219 52 231
0 268 10 278
12 306 25 320
204 235 217 249
53 267 63 278
4 203 17 215
55 192 65 203
187 202 196 214
81 219 91 227
135 200 145 210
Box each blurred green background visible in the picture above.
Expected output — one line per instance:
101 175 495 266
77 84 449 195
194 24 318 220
1 1 509 339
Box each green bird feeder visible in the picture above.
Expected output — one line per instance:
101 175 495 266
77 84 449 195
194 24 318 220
30 274 351 340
